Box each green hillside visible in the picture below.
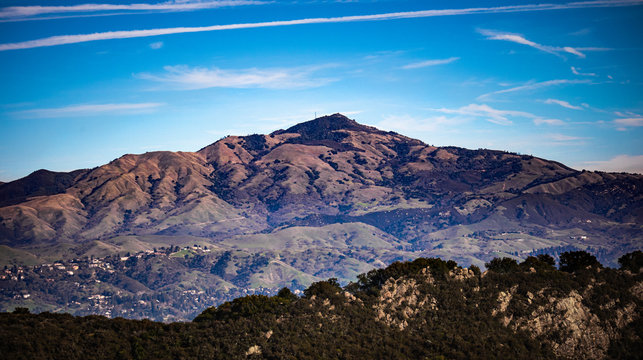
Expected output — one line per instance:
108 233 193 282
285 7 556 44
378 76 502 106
1 251 641 359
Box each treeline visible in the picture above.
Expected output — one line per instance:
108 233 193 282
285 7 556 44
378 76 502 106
0 251 641 359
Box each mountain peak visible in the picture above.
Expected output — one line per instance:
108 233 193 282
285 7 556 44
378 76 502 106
276 113 384 138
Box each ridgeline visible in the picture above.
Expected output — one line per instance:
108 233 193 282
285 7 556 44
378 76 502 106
2 251 641 359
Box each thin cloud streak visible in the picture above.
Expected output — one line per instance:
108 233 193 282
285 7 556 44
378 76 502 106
0 1 269 19
430 103 562 126
575 47 613 51
479 29 588 58
374 114 459 132
149 41 164 49
402 57 459 69
614 117 643 128
544 98 583 110
13 103 164 118
138 64 336 90
477 79 592 101
534 118 566 125
547 133 586 141
2 0 643 51
571 66 597 76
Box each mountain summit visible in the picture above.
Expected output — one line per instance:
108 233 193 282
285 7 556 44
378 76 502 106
279 113 386 137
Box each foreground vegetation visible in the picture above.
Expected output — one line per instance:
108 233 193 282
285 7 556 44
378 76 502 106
1 251 641 359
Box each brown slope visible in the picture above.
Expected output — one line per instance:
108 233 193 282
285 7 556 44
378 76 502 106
0 114 641 267
199 114 579 229
525 171 643 223
0 150 259 245
0 169 88 207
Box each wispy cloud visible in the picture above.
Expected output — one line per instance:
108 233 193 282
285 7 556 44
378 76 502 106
544 98 583 110
613 116 643 130
479 29 589 58
546 133 586 141
571 66 597 76
430 103 562 126
13 103 164 118
374 114 459 132
138 65 336 90
2 0 643 51
577 154 643 174
149 41 163 49
563 46 586 57
575 47 613 52
477 79 592 101
569 28 591 36
534 118 566 125
402 57 459 69
362 50 406 61
0 1 268 20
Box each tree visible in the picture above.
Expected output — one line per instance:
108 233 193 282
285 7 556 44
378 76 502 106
537 254 556 267
485 257 519 273
559 251 602 272
519 255 555 272
193 293 293 322
618 251 643 273
277 287 298 301
469 265 481 276
304 278 342 299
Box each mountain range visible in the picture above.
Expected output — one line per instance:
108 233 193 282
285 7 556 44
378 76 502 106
0 113 641 319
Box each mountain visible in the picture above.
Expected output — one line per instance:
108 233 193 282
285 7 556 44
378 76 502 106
0 169 88 208
0 114 641 319
2 254 641 359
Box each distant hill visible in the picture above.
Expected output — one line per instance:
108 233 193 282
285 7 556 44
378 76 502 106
0 169 87 207
0 114 641 320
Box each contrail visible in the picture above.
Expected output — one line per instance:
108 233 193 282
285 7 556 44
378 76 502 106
1 0 641 51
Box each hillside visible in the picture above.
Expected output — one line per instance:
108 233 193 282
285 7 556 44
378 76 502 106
1 253 641 359
0 114 641 319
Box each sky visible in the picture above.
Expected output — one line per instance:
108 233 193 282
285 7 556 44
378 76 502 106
1 0 642 182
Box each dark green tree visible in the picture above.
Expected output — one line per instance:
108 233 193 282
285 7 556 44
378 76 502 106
469 265 481 276
519 255 556 272
304 278 342 299
485 257 519 273
618 250 643 273
559 251 602 272
276 287 298 301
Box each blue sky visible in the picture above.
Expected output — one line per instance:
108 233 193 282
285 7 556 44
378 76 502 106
1 0 642 182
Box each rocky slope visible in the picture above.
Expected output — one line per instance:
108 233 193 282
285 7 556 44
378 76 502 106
1 254 641 359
